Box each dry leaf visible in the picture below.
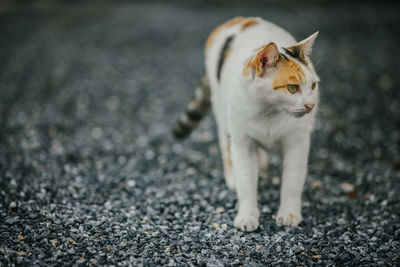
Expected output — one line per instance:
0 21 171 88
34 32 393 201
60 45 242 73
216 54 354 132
311 180 322 189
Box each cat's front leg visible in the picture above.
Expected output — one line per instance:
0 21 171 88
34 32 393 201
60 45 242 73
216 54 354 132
231 134 260 232
276 136 310 226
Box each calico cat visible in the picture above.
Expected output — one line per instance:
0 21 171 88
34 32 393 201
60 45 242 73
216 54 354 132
173 17 319 232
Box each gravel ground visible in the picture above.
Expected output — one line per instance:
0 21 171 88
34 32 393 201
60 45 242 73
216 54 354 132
1 1 400 265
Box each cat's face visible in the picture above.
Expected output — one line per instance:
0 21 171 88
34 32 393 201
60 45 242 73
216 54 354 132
269 56 320 117
243 32 319 117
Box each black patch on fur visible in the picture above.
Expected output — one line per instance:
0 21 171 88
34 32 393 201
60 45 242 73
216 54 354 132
217 35 235 81
280 53 289 61
172 120 191 139
186 109 204 121
283 47 308 65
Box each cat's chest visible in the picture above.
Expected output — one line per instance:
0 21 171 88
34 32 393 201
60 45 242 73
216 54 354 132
245 119 285 151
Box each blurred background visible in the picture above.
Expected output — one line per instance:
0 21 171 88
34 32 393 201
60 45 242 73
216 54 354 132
0 0 399 265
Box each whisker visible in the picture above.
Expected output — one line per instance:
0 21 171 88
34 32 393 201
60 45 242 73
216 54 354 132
315 105 329 118
260 105 281 118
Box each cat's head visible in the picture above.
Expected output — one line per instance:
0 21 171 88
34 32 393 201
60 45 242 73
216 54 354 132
243 32 320 117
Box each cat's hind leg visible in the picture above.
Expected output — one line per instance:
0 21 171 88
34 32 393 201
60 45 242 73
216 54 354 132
258 148 269 176
218 132 235 190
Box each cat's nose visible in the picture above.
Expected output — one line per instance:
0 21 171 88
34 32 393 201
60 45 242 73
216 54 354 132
304 103 315 111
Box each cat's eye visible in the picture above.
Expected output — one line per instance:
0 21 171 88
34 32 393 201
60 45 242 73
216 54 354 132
311 82 317 90
287 84 299 94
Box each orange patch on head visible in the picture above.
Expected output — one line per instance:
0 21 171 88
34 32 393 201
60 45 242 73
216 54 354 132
272 58 305 92
240 18 258 31
243 53 261 77
242 60 252 77
206 17 245 51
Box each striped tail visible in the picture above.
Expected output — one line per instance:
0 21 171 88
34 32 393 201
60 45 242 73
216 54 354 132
172 75 211 139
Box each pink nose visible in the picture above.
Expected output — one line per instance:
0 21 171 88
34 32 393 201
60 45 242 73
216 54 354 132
304 103 315 111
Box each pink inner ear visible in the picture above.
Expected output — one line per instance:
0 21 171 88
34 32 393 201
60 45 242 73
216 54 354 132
256 43 279 76
246 42 280 78
267 43 280 66
259 43 279 68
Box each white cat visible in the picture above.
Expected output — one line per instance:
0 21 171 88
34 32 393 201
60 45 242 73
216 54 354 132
173 17 319 232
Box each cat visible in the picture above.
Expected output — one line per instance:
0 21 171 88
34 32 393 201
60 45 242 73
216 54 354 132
173 17 319 232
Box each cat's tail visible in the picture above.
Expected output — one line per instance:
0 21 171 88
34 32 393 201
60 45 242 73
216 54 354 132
172 75 211 139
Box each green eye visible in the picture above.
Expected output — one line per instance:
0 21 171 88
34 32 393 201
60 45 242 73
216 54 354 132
287 84 299 94
312 82 317 90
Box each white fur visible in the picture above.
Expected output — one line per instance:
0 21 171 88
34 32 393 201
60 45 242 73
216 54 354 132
205 17 320 231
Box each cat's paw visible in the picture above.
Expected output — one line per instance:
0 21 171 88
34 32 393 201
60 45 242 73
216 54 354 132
276 208 302 227
234 212 259 232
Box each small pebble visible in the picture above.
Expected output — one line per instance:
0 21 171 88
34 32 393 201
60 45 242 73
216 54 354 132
9 201 17 208
272 177 280 185
311 180 322 189
340 182 355 193
216 207 225 213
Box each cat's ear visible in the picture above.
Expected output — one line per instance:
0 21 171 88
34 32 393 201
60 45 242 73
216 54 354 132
256 42 281 73
243 42 280 78
283 31 318 64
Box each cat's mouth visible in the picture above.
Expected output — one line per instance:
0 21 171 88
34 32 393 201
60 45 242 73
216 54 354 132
288 108 311 117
